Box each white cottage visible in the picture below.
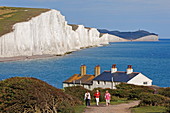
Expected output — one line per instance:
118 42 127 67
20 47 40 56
63 64 152 90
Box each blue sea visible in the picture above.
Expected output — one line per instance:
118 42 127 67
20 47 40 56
0 39 169 88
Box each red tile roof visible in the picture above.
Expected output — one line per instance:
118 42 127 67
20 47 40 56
63 74 95 85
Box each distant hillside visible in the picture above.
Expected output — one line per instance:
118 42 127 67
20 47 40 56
0 6 50 37
0 77 81 113
98 29 158 40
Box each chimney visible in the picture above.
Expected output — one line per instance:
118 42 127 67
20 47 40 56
126 65 133 74
94 65 101 76
111 64 117 73
80 65 86 76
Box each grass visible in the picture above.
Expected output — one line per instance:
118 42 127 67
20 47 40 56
0 6 50 37
74 105 86 113
131 106 167 113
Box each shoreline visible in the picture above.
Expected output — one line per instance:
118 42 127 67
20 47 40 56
0 54 60 62
0 40 159 62
0 44 105 62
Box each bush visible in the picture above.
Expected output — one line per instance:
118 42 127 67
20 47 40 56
139 92 168 106
115 83 155 100
158 87 170 98
116 83 154 93
111 89 130 98
116 83 139 89
0 77 81 113
111 96 127 101
165 99 170 113
64 86 91 102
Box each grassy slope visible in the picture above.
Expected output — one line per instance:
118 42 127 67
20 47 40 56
0 6 50 37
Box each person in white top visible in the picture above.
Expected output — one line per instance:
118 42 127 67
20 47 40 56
84 91 91 106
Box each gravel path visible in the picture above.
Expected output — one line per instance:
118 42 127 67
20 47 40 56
83 101 140 113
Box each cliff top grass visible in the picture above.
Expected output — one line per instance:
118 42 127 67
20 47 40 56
68 24 79 31
0 6 50 37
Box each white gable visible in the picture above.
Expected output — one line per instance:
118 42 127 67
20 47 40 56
127 73 152 86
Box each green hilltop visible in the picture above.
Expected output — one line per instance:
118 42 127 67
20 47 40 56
0 6 50 37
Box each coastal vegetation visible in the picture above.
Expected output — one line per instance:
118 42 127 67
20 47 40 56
64 83 170 113
0 77 169 113
0 6 49 37
0 77 81 113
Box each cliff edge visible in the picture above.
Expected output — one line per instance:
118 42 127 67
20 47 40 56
0 7 159 59
0 8 108 58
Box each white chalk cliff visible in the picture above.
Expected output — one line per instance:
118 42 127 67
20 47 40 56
0 9 109 57
132 35 158 41
0 9 159 58
108 34 129 42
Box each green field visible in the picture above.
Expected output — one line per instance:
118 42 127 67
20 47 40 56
0 6 49 37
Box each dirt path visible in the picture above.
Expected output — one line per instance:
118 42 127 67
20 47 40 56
83 101 140 113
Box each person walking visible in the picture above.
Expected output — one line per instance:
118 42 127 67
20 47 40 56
105 90 111 106
84 91 91 106
94 90 100 106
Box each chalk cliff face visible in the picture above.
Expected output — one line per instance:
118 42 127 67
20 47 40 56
108 34 129 42
0 10 109 57
108 34 158 42
132 35 159 41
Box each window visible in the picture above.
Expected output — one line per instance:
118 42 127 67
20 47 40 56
97 81 100 84
143 82 148 85
88 85 91 89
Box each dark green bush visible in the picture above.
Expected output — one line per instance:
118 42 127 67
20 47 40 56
0 77 81 113
158 87 170 98
116 83 154 93
111 89 130 98
116 83 139 89
165 99 170 113
64 86 91 102
115 83 155 100
128 88 142 99
139 92 168 106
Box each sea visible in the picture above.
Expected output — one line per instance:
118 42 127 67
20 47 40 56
0 39 169 88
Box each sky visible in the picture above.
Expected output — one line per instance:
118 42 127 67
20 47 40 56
1 0 170 38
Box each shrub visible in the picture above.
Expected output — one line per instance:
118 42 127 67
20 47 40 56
115 83 155 100
0 77 81 113
165 99 170 113
128 88 143 100
116 83 154 93
111 89 130 98
116 83 139 89
64 86 91 102
111 96 127 101
139 92 168 106
158 87 170 98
